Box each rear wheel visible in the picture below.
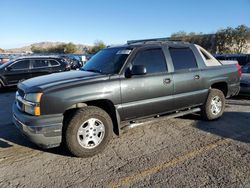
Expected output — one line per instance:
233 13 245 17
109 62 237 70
64 106 113 157
201 89 225 120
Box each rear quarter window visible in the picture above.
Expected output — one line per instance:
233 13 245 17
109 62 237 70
197 46 221 66
50 60 60 66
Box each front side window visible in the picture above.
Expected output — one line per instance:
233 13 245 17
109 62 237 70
82 47 131 74
169 47 198 71
10 60 29 70
33 60 49 68
132 48 167 74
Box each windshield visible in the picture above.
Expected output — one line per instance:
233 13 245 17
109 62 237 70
82 47 132 74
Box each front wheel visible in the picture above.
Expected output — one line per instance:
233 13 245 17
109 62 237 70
64 106 113 157
201 89 225 120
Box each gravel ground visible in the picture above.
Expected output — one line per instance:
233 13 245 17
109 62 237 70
0 90 250 188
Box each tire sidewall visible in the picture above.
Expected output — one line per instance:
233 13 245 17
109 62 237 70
65 107 113 157
205 89 225 120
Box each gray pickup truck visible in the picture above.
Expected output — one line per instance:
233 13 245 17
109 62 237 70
13 38 240 157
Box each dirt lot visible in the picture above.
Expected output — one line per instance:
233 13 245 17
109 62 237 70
0 90 250 188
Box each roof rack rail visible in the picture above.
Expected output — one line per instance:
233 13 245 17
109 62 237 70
127 37 184 45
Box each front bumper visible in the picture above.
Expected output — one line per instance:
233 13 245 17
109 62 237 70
12 104 63 149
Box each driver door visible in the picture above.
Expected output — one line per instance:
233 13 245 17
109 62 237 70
120 47 174 121
4 60 31 85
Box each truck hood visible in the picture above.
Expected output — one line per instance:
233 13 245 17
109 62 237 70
19 70 109 93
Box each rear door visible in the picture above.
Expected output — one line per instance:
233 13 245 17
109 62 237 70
120 46 174 120
30 59 51 78
4 60 31 85
168 46 207 110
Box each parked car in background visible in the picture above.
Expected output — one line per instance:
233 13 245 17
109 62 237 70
59 54 83 70
240 63 250 95
0 56 71 89
214 54 250 66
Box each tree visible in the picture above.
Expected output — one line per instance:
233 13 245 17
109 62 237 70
170 31 187 38
215 27 234 54
170 25 250 54
232 25 250 53
88 41 106 54
31 43 78 54
170 32 215 53
31 45 43 53
64 42 77 54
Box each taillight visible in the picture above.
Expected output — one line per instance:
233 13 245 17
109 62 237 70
236 63 242 78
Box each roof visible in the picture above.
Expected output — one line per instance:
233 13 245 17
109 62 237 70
127 37 189 45
108 37 191 49
15 55 63 60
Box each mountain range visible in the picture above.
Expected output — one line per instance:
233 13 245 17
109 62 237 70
4 42 91 54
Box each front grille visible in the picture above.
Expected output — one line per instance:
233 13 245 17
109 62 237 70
16 89 25 112
17 100 24 111
18 89 25 98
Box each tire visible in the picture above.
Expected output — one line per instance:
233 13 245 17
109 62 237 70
64 106 113 157
201 89 225 120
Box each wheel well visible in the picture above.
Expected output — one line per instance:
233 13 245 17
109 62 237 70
211 82 228 97
63 100 120 136
0 77 5 87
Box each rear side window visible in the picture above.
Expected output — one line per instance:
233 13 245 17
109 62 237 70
169 48 198 71
50 60 60 66
10 60 29 70
32 60 49 68
132 48 167 74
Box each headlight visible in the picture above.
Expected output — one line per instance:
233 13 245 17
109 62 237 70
24 105 41 116
25 93 43 103
23 93 43 116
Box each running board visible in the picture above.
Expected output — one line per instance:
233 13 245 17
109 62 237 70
121 107 201 131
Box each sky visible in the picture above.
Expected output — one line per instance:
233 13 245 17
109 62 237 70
0 0 250 49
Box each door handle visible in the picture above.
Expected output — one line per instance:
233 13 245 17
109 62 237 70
163 78 171 85
194 75 200 80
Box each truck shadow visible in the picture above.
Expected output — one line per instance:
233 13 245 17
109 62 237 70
180 111 250 143
1 111 250 157
0 90 73 157
0 123 73 157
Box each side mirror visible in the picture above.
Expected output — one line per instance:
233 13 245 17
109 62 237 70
5 67 12 71
125 65 147 78
131 65 147 75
